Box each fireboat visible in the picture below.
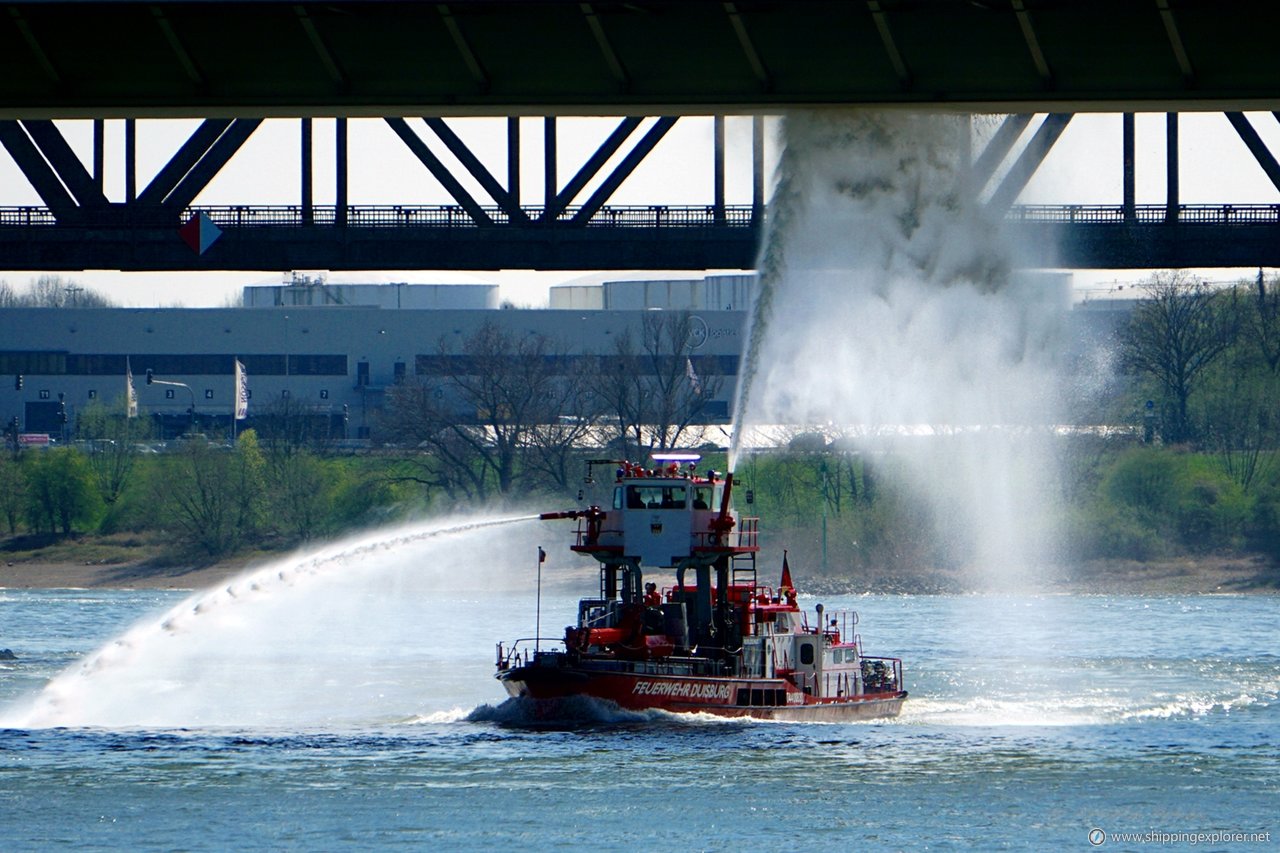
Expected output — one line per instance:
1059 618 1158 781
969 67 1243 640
495 454 907 721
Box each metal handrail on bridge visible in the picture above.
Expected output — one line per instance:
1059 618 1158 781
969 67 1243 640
1008 203 1280 224
5 203 1280 229
0 204 761 229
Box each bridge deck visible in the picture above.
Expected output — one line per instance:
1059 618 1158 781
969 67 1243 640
3 204 1278 270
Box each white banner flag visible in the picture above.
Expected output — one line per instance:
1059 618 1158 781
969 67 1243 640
125 357 138 418
685 357 703 395
234 359 248 420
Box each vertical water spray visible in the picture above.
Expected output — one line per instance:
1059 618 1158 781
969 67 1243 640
732 111 1066 584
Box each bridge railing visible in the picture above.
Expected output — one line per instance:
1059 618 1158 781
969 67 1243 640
4 203 1280 229
1008 203 1280 224
0 204 761 228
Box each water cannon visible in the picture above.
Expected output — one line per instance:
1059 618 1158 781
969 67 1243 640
539 507 604 522
541 505 607 546
709 472 738 543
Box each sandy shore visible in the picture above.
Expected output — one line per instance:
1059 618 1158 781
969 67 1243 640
2 553 1277 594
0 560 249 591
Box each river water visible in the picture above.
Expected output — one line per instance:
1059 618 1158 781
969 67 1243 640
1 523 1277 850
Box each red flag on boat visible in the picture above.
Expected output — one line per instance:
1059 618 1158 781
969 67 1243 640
780 550 793 591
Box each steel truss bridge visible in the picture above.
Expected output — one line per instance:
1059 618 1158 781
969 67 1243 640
4 1 1280 272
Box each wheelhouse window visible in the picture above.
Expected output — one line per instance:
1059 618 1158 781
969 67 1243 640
625 485 687 510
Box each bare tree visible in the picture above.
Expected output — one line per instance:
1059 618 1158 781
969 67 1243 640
18 275 115 308
161 431 266 556
592 311 723 456
77 400 151 505
382 321 569 501
1248 269 1280 373
0 454 26 534
523 379 600 494
1121 271 1238 445
254 396 334 459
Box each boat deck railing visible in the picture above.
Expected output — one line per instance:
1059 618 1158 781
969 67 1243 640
495 638 570 671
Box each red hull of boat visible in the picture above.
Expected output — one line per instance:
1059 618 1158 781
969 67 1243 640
500 663 906 722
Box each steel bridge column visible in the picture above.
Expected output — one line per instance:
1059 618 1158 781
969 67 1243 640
752 115 764 224
1166 112 1180 223
508 117 520 211
714 115 726 225
92 120 104 195
1122 113 1136 223
301 118 313 225
544 116 557 213
125 118 136 203
336 118 347 227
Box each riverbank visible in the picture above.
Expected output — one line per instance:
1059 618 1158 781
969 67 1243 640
3 552 1277 594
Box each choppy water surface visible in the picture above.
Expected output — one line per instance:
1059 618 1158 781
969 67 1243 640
1 532 1277 850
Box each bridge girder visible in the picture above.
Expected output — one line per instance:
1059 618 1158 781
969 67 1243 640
7 109 1280 271
3 1 1280 119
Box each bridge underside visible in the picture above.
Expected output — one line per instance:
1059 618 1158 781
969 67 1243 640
3 0 1279 118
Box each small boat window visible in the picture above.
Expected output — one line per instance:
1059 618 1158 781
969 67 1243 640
693 487 712 510
613 486 624 510
800 642 815 665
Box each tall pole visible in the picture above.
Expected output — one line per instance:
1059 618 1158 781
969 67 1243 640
535 546 546 652
821 464 829 573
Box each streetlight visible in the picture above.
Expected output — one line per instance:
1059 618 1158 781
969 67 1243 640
146 371 197 435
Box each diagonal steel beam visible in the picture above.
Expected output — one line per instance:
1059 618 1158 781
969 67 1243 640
422 117 527 222
7 6 59 83
150 5 204 85
160 118 262 212
867 0 910 88
581 3 628 90
1011 0 1053 87
0 119 76 215
137 118 233 205
985 113 1072 213
1224 112 1280 193
385 117 493 225
438 4 489 92
969 113 1033 192
724 2 770 90
1155 0 1194 86
570 117 678 225
294 4 346 86
546 116 644 220
20 120 109 208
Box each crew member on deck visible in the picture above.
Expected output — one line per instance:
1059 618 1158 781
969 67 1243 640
643 582 662 607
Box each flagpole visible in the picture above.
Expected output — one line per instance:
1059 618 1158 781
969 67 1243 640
536 546 546 653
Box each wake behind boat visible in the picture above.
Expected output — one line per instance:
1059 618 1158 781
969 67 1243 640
496 454 907 721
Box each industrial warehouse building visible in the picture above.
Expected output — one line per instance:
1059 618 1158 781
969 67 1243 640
1 275 752 442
